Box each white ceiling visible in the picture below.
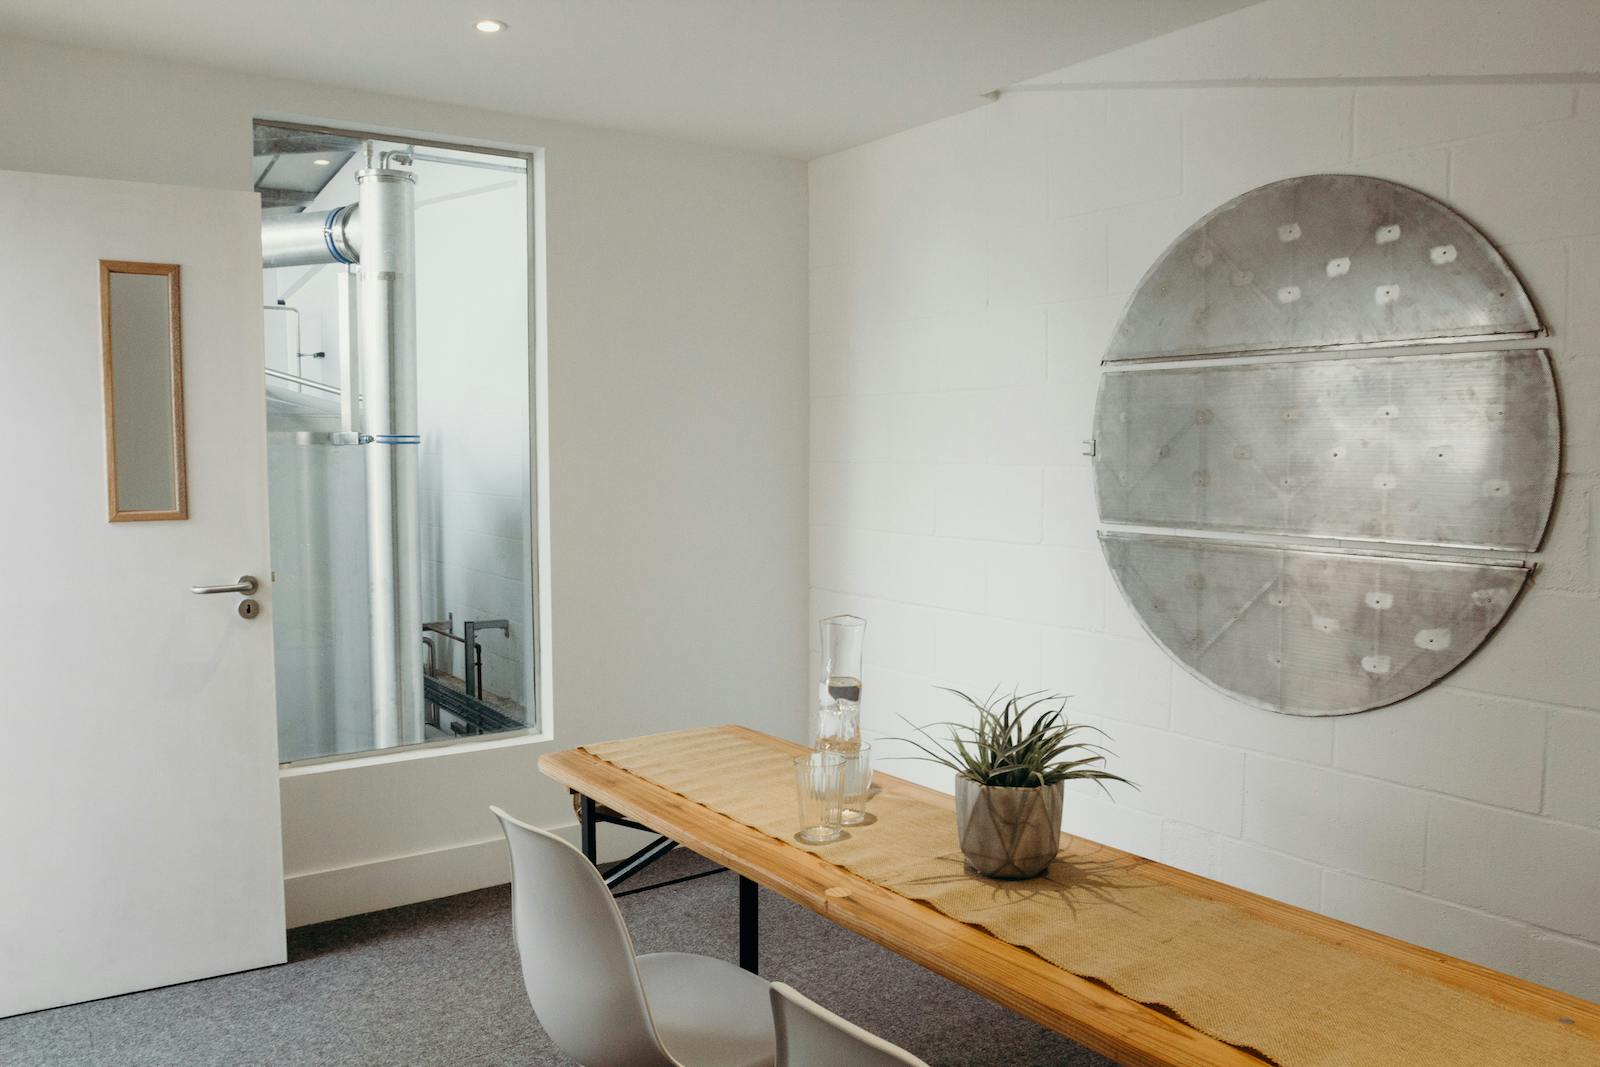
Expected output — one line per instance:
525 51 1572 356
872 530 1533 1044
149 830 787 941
0 0 1257 159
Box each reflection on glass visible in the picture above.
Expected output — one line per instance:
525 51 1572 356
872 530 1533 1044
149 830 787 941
102 262 185 520
257 122 535 763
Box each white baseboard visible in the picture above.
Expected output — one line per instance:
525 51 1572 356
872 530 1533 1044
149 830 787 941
283 819 658 928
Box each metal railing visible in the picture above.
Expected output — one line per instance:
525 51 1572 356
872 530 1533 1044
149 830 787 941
265 367 341 396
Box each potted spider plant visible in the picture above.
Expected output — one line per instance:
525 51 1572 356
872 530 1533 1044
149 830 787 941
897 689 1134 879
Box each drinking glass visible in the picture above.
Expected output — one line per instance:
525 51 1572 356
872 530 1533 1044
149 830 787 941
815 615 865 751
839 742 873 825
793 751 846 844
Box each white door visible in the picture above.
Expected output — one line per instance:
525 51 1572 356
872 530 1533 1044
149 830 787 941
0 170 285 1017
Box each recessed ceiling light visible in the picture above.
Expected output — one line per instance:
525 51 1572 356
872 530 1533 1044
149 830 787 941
475 18 507 33
312 158 332 167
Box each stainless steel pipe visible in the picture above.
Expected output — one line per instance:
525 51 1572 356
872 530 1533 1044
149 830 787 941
260 204 361 269
259 155 424 750
355 165 424 749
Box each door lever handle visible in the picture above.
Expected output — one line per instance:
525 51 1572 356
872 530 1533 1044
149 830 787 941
191 575 259 595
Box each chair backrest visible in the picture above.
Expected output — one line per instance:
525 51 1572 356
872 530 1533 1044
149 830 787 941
491 806 679 1067
769 982 930 1067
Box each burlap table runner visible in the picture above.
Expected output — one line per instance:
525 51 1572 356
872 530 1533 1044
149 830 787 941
585 728 1599 1067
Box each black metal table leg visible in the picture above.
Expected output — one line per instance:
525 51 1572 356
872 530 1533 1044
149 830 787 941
739 875 759 973
579 794 597 866
605 836 677 891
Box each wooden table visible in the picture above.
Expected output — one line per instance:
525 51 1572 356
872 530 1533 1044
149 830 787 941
540 726 1600 1067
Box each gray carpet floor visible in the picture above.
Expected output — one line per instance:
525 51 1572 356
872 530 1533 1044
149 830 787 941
0 849 1112 1066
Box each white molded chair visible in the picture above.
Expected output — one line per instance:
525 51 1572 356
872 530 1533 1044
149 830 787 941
770 982 930 1066
491 806 776 1067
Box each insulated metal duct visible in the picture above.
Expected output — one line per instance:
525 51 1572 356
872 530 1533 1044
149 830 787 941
261 205 361 269
260 149 424 749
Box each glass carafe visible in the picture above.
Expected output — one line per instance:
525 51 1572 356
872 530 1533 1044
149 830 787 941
814 615 865 752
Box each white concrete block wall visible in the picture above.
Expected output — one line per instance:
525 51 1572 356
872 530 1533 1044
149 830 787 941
808 79 1600 999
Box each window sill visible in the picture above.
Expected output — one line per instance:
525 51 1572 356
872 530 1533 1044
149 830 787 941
279 724 555 777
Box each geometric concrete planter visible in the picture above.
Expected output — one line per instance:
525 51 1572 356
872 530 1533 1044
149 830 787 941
954 777 1064 880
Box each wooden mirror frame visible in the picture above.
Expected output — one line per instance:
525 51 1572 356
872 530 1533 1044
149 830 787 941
100 260 187 522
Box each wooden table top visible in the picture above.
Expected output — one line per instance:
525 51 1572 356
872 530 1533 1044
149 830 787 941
540 725 1600 1067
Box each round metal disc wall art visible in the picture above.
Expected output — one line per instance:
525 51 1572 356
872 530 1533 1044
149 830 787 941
1092 174 1559 716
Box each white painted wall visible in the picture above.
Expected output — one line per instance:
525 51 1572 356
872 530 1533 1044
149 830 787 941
808 2 1600 1000
0 34 808 925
